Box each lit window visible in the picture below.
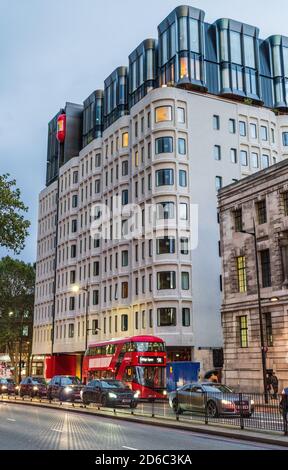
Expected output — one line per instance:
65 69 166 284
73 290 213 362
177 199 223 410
122 132 129 148
155 106 172 123
239 316 248 348
179 57 189 79
237 256 247 293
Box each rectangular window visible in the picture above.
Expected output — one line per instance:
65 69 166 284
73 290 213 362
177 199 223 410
121 314 128 332
149 309 153 328
239 316 248 348
71 245 76 258
122 160 128 176
256 200 267 224
251 152 259 168
250 123 257 139
72 171 78 184
180 237 189 255
156 237 175 255
230 148 237 164
157 271 176 289
237 256 247 293
262 154 269 169
68 323 74 338
265 313 273 347
122 132 129 148
234 208 243 232
92 290 99 305
69 297 75 311
177 107 185 123
283 192 288 216
157 308 176 327
261 249 271 287
179 169 187 187
180 203 188 220
142 310 145 329
214 145 221 161
240 150 248 166
230 31 242 64
182 308 190 327
229 119 236 134
155 106 172 122
239 121 246 136
72 195 78 208
157 201 175 219
215 176 222 191
71 219 77 233
121 250 128 267
155 137 173 154
156 169 174 186
122 189 128 205
181 272 189 290
92 319 99 335
244 35 255 68
178 138 186 155
213 115 220 130
282 132 288 146
135 311 139 330
93 261 99 276
121 282 128 298
261 126 268 141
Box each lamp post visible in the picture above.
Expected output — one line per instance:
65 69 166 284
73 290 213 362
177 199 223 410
241 219 269 402
72 283 90 351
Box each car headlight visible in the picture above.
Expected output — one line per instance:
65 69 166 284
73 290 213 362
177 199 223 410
108 392 117 399
163 390 167 396
221 399 234 406
64 387 73 394
250 399 255 406
1 385 7 390
133 390 140 398
15 386 20 390
33 386 39 391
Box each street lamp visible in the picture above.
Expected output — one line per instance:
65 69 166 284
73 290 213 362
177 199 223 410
240 218 270 402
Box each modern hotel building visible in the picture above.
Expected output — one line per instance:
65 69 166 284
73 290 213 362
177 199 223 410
32 5 288 378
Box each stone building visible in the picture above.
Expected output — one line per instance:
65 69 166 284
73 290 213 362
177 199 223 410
219 159 288 392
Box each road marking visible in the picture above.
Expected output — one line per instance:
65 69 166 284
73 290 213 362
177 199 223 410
7 418 16 422
51 428 63 433
122 446 138 450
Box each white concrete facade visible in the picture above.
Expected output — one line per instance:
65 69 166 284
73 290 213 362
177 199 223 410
32 87 288 370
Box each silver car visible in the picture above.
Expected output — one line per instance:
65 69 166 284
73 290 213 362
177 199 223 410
169 382 255 418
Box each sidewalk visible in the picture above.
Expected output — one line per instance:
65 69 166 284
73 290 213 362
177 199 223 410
1 396 288 448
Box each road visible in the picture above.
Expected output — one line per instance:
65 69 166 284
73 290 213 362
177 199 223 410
0 402 284 450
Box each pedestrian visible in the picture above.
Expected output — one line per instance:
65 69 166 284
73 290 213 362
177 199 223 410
271 372 279 399
280 387 288 433
266 372 272 396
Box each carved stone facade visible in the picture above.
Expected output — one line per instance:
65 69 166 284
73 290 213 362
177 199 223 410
219 159 288 392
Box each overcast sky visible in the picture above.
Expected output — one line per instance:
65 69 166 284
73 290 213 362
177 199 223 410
1 0 288 263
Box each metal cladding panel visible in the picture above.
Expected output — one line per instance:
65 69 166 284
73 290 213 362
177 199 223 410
261 76 274 108
63 103 83 165
205 23 217 63
259 40 272 77
206 62 220 94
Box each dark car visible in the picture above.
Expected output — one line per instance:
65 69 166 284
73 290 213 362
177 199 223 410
81 379 138 408
47 376 83 402
0 378 18 396
19 376 47 398
169 382 255 418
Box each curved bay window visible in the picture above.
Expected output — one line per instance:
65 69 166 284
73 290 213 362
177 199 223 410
157 6 206 91
129 39 157 108
216 19 260 102
82 90 104 148
104 67 128 129
268 35 288 109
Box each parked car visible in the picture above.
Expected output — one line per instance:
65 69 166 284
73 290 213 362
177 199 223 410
47 376 83 402
168 382 255 418
0 378 18 396
81 379 138 408
19 376 47 398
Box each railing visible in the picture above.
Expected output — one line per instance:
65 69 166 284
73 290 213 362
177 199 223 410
0 390 287 436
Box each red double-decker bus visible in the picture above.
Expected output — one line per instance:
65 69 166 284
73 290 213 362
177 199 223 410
82 335 167 399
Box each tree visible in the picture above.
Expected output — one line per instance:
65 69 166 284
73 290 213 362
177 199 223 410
0 174 30 254
0 257 35 382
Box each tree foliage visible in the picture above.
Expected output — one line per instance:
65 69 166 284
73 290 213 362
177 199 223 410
0 174 30 254
0 257 35 379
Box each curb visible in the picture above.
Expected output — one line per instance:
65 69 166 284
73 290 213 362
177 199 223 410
1 398 287 448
